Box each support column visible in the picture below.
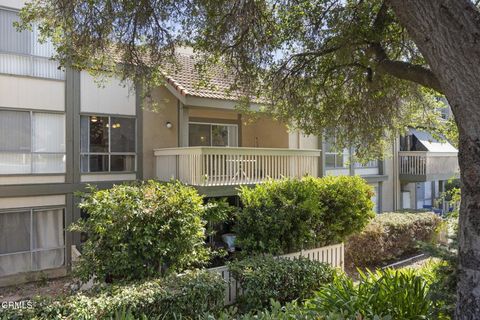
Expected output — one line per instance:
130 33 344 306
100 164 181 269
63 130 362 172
135 82 144 180
349 147 355 176
65 67 81 264
318 135 324 177
178 102 189 147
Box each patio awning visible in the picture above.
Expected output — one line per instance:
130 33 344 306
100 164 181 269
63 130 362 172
409 128 458 153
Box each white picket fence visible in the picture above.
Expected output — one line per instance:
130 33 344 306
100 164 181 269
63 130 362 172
208 243 344 306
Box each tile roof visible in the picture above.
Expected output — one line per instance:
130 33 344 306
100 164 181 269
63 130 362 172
164 53 242 101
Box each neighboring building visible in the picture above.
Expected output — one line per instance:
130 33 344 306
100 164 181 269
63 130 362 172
398 128 458 212
0 1 459 284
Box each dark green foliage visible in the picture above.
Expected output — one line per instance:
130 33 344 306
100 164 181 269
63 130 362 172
236 176 374 255
0 271 225 320
308 269 434 319
421 218 458 318
228 256 336 313
17 0 448 161
345 212 443 267
72 180 211 282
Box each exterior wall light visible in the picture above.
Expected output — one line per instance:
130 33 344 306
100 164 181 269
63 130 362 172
166 121 173 129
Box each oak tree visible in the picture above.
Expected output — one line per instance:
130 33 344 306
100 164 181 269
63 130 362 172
19 0 480 318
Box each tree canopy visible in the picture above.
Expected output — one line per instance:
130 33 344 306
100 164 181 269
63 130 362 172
18 1 480 317
18 0 454 158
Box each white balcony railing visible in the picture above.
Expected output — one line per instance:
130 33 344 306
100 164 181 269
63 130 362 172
154 147 321 186
399 151 458 177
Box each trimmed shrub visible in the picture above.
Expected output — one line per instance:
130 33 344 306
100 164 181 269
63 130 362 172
345 212 443 267
1 271 225 320
73 180 211 282
228 256 336 312
309 269 433 319
236 176 375 255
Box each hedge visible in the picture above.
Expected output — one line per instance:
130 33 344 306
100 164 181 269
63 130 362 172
236 176 375 255
0 271 225 320
345 212 443 267
228 256 336 312
72 180 211 282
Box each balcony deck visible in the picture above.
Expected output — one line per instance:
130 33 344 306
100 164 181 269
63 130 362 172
398 151 459 182
154 147 321 190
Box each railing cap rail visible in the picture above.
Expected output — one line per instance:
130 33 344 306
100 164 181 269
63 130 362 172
154 146 322 156
398 151 458 157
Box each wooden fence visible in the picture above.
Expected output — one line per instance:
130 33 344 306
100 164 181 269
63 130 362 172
208 243 344 306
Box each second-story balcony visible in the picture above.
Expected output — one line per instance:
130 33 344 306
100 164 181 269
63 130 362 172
399 151 459 182
154 147 321 188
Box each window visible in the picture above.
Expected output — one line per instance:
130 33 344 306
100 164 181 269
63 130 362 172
324 136 349 169
189 122 238 147
80 115 136 172
0 110 65 174
0 208 65 276
0 8 64 80
354 160 379 168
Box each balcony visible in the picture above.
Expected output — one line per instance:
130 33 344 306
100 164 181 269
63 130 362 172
399 151 459 182
154 147 321 188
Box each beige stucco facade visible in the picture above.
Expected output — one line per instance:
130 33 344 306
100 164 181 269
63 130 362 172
142 86 180 179
241 116 290 148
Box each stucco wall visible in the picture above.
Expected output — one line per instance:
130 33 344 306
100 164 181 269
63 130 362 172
142 86 179 179
189 107 238 121
0 194 65 210
0 75 64 111
381 140 401 212
288 132 319 149
242 116 289 148
80 71 135 115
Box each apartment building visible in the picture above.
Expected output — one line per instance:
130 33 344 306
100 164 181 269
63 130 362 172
0 0 459 285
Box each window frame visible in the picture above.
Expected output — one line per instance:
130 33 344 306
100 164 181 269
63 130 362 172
324 136 350 169
0 206 65 275
0 7 65 80
354 159 379 168
188 121 239 147
0 108 66 175
80 114 137 173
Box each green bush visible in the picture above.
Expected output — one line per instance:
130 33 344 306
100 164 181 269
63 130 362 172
345 212 443 267
228 256 336 312
236 176 374 255
209 301 312 320
1 271 225 320
421 217 459 319
308 269 434 319
73 180 211 282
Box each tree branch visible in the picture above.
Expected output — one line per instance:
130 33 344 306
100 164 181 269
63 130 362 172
370 41 443 93
376 59 443 92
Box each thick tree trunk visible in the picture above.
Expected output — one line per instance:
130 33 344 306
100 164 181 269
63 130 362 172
388 0 480 318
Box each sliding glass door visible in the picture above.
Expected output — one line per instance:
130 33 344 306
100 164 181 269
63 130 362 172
188 122 238 147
